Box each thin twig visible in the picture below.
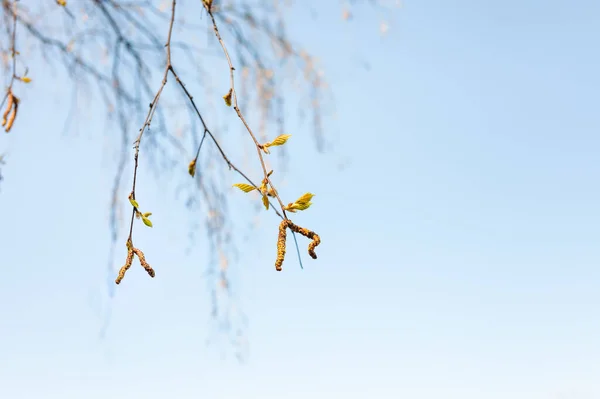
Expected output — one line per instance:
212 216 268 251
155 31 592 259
204 4 289 219
126 0 177 242
0 0 17 111
169 65 285 219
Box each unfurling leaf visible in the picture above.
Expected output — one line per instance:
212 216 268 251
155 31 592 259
285 202 313 212
259 182 268 197
264 134 291 149
21 77 32 83
294 192 315 205
233 183 256 193
143 212 152 218
284 192 315 212
128 197 140 209
141 215 153 227
188 159 197 177
223 88 232 107
262 195 270 210
56 0 67 6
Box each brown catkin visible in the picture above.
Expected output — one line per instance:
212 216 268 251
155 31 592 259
307 233 321 259
275 220 288 271
132 247 155 278
287 221 321 259
4 97 18 133
2 92 14 127
115 248 135 284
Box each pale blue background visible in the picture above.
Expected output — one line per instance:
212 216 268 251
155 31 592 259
1 1 599 398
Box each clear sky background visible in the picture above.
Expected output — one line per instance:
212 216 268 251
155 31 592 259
1 1 599 398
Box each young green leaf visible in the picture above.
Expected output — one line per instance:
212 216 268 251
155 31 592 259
233 183 256 193
141 215 153 227
264 134 291 148
223 88 232 107
284 193 315 212
188 159 197 177
129 197 140 209
294 192 315 205
285 202 313 212
262 195 270 210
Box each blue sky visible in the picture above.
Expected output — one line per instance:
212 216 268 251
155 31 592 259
1 1 599 398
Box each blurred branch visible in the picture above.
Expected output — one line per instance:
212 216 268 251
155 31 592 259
0 0 396 359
